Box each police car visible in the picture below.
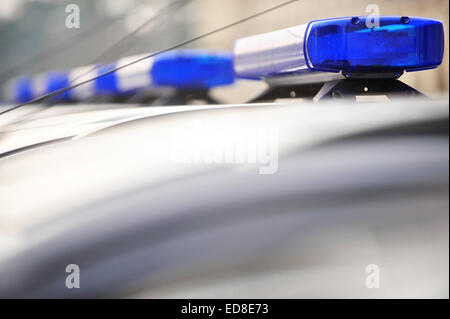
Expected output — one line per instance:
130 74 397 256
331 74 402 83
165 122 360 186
0 16 447 298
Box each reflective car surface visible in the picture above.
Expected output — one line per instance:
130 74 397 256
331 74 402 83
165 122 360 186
0 99 447 298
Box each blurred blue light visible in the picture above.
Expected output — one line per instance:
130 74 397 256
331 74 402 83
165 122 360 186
95 64 119 94
151 50 235 88
39 71 71 102
6 51 235 102
12 77 33 103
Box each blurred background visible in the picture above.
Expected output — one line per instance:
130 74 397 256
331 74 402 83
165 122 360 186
0 0 448 98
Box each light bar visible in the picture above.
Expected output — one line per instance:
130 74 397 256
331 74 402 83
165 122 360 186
151 50 235 88
67 65 100 100
9 66 113 103
5 72 71 103
93 50 235 96
5 50 235 103
6 76 33 103
95 55 153 96
233 16 444 78
34 71 71 102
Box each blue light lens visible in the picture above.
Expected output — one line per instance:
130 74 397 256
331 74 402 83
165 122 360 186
93 51 234 96
42 71 71 101
8 73 70 103
233 16 444 78
95 63 119 94
12 77 33 102
151 50 235 88
305 16 444 73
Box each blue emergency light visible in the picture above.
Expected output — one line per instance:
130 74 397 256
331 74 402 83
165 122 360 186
5 16 443 104
9 76 33 103
233 16 444 78
151 50 235 88
6 72 71 103
41 71 71 101
93 50 235 96
6 50 235 103
37 67 110 102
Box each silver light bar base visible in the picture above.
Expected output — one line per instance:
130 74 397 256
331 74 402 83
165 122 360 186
251 72 426 103
313 78 426 101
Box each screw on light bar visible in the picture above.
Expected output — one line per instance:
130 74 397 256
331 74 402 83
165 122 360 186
233 16 444 79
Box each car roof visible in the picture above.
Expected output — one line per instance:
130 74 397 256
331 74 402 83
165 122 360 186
0 98 447 233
